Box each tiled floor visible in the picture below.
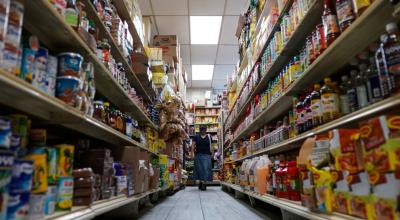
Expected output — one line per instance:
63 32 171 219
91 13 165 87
137 186 273 220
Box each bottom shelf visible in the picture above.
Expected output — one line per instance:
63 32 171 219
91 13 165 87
220 182 361 220
46 189 160 220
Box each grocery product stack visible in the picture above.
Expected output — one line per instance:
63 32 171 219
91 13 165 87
0 0 187 219
221 0 400 219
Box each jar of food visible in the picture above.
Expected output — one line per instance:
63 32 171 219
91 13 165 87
103 102 111 125
93 101 104 122
116 110 124 133
306 36 315 64
109 108 117 129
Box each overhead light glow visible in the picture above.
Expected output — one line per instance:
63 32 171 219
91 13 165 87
192 65 214 80
190 16 222 44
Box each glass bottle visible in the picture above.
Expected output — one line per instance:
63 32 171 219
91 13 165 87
109 108 117 129
336 0 356 32
93 101 104 122
321 77 340 123
384 22 400 93
103 101 110 125
322 0 341 47
295 96 304 134
303 91 313 132
311 84 322 127
339 75 351 115
65 0 78 29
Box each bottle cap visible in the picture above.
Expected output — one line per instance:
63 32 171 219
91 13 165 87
386 22 398 33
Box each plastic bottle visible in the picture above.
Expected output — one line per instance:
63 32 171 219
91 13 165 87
384 22 400 92
356 64 370 109
286 161 301 201
336 0 356 32
255 155 271 194
366 57 383 103
347 70 359 112
296 96 305 134
339 75 351 115
303 91 313 132
376 34 392 97
322 0 341 47
249 158 259 191
321 78 340 123
311 84 322 128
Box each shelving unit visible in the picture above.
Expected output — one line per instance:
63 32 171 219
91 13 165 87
23 0 157 129
220 182 361 220
225 0 398 152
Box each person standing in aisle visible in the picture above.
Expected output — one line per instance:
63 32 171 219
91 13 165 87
192 125 212 191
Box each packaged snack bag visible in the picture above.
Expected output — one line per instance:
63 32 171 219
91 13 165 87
348 172 374 220
370 172 400 220
311 167 333 213
331 170 351 215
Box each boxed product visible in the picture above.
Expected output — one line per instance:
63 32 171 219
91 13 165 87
25 153 48 193
6 191 30 220
153 35 178 46
55 177 73 211
28 193 45 220
55 144 74 177
44 185 56 215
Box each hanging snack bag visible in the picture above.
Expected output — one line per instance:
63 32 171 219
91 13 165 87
25 153 48 193
55 144 74 177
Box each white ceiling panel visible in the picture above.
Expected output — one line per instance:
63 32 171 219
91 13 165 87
190 45 218 64
192 80 212 88
189 0 225 15
213 65 234 80
151 0 188 15
220 16 239 44
212 79 227 88
184 64 192 80
155 16 190 44
138 0 152 15
225 0 248 15
180 45 191 64
216 45 238 64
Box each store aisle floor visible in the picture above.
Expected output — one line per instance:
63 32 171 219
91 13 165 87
137 187 272 220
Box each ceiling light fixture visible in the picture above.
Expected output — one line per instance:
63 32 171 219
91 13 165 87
192 65 214 80
190 16 222 44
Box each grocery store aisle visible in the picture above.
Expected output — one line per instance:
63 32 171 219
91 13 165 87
137 187 273 220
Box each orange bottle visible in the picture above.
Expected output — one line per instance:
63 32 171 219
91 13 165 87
255 155 271 194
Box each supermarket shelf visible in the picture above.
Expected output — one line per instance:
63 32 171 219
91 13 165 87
220 182 361 220
226 0 323 132
23 0 156 128
45 189 159 220
113 0 146 54
225 0 397 147
82 0 155 103
225 0 294 124
0 71 158 155
233 94 400 160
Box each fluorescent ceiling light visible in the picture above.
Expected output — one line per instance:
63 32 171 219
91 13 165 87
190 16 222 44
192 65 214 80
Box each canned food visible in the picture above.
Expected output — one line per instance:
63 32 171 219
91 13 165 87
57 52 83 77
56 76 81 106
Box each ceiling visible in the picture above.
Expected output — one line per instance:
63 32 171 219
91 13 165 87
137 0 247 89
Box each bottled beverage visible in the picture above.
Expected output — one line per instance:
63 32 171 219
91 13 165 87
303 92 313 132
65 0 79 29
356 64 369 108
347 70 359 112
321 77 340 123
322 0 341 46
376 34 392 97
287 161 301 201
339 75 351 115
311 84 322 127
336 0 356 32
296 96 305 134
384 22 400 92
366 57 383 103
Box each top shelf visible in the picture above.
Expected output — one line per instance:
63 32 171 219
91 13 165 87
23 0 156 128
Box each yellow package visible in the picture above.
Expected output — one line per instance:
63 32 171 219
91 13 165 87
25 153 48 193
55 144 74 177
311 167 333 213
348 172 374 220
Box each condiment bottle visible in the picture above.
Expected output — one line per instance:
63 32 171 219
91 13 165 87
384 22 400 93
322 0 341 46
347 70 359 112
295 96 304 134
352 0 371 16
321 77 340 123
103 101 110 125
109 108 117 129
316 24 326 55
336 0 356 32
376 34 393 97
93 101 104 122
65 0 78 29
356 64 369 108
303 91 313 132
116 110 124 132
311 84 322 127
339 75 351 115
287 161 301 201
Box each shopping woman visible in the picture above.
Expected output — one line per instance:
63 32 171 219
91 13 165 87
192 125 212 191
